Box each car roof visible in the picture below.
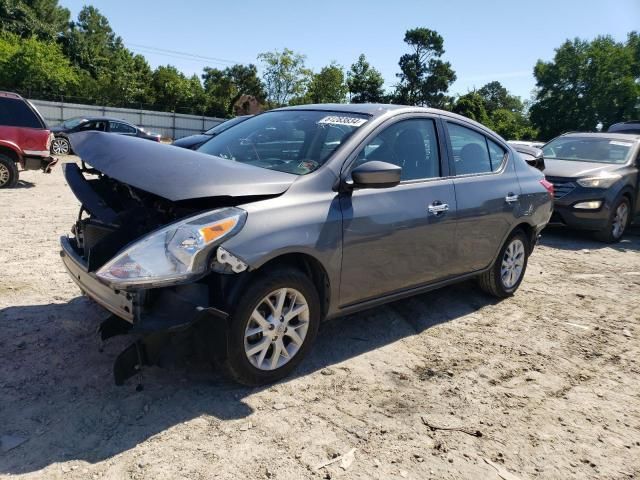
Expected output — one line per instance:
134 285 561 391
272 103 499 137
80 116 136 125
556 132 640 142
0 91 24 100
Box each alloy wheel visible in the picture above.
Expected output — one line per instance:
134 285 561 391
612 202 629 239
0 163 9 186
500 238 525 289
244 288 310 371
51 138 69 155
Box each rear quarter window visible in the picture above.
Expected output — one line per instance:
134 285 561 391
0 98 45 129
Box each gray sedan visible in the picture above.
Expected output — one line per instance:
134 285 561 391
59 104 553 386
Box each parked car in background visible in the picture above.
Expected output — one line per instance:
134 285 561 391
542 132 640 242
508 142 545 171
60 104 553 386
608 120 640 135
50 117 160 155
172 115 252 149
508 140 545 149
0 91 57 188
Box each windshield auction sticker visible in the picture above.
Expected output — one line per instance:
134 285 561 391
610 141 633 147
318 116 368 127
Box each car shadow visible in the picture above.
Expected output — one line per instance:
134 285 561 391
0 281 495 474
540 225 640 252
13 179 36 189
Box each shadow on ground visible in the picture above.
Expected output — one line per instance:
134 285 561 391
540 225 640 252
0 281 494 474
13 179 36 189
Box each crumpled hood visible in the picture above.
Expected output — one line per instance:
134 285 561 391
69 131 297 201
543 158 622 179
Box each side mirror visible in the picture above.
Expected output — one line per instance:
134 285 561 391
525 149 546 171
350 161 401 189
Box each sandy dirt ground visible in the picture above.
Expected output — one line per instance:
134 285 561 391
1 162 639 480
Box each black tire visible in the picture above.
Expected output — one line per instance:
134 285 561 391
217 268 321 386
478 229 529 298
594 197 630 243
50 136 71 155
0 154 19 188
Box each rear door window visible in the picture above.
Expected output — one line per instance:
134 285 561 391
110 121 137 134
447 122 506 175
0 98 45 129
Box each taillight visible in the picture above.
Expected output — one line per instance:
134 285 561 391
540 178 554 197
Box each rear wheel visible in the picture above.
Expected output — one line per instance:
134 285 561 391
478 230 529 298
51 137 70 155
595 197 630 243
217 269 321 386
0 154 18 188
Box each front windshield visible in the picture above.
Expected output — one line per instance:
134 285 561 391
197 110 369 175
204 116 248 135
542 137 634 164
62 117 86 129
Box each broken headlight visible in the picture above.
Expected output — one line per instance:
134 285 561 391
96 207 246 288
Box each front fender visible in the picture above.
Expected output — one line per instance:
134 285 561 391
221 191 343 315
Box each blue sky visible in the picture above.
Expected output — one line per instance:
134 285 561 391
61 0 639 101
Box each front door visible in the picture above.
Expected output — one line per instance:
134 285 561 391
339 116 458 307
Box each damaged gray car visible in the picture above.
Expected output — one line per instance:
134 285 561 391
59 104 553 386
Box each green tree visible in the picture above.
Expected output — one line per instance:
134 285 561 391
347 54 385 103
62 6 122 78
305 63 347 104
60 6 155 106
0 32 77 96
453 83 538 140
202 63 265 116
0 0 70 40
258 48 311 107
530 33 640 139
452 91 489 124
477 81 523 114
150 65 196 111
394 27 456 107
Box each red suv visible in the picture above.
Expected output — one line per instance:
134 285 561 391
0 91 57 188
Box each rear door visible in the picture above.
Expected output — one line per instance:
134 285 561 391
443 120 521 274
339 115 458 306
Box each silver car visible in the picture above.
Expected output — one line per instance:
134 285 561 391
59 104 553 386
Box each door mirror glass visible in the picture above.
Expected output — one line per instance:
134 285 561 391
525 149 545 171
351 161 401 189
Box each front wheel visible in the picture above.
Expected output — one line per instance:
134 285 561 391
595 197 630 243
478 230 529 298
217 269 321 386
51 137 71 155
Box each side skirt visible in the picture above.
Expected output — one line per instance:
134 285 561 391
331 268 489 320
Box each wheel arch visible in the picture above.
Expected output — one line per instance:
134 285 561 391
618 187 635 212
0 143 22 164
512 222 536 253
249 252 331 319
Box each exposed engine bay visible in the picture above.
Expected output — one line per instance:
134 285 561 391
61 161 264 386
65 162 257 272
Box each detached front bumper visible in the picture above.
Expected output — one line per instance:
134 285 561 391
60 236 227 331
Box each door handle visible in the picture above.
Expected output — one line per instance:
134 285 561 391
505 193 519 203
428 202 449 215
